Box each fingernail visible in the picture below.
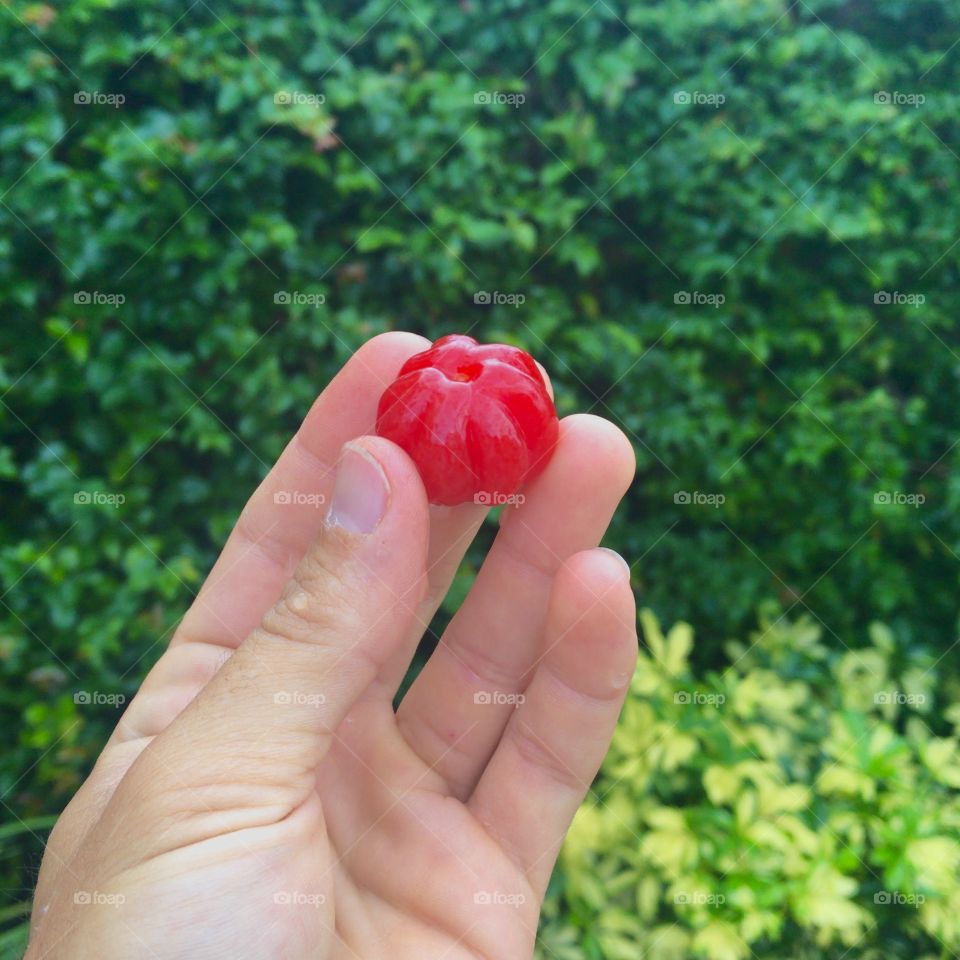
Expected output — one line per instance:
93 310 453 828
326 443 389 534
598 547 631 580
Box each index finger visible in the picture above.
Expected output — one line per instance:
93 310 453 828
171 330 430 650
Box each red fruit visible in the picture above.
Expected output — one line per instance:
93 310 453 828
375 334 559 506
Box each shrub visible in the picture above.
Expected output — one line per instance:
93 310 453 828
539 610 960 959
2 0 960 946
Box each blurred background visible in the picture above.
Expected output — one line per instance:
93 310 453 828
2 0 960 957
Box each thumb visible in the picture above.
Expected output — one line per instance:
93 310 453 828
127 437 429 815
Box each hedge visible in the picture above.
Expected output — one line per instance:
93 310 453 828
539 610 960 959
2 0 959 953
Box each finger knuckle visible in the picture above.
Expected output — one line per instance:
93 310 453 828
257 538 358 648
510 723 584 793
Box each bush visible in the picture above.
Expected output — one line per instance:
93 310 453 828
539 610 960 959
2 0 960 949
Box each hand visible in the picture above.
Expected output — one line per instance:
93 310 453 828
27 333 637 960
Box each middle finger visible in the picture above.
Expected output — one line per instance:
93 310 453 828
396 414 635 798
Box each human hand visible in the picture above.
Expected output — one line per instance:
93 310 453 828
27 332 637 960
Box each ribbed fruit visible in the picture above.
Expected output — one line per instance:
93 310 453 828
375 335 559 506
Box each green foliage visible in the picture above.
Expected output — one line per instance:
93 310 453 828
539 609 960 959
2 0 959 951
0 815 54 957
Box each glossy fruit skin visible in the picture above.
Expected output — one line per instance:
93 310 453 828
375 335 559 506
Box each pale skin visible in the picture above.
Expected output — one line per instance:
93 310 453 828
27 332 638 959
